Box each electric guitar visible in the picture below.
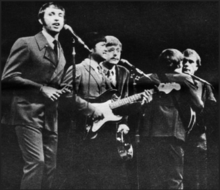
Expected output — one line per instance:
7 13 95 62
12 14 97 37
87 82 181 134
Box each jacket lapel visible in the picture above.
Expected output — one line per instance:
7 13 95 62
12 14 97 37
115 66 122 91
35 32 58 67
83 60 103 89
49 47 66 84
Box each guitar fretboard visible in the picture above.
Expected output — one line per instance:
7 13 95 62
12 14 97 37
109 89 154 110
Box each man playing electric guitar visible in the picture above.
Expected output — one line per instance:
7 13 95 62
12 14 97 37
83 35 152 189
62 34 152 189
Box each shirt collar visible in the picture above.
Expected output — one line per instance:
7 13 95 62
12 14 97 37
100 62 115 75
42 28 59 49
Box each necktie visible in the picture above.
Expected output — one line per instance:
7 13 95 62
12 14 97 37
53 40 58 55
107 70 116 86
97 66 103 75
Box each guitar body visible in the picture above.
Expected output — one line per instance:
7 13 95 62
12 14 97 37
88 89 123 132
92 100 122 132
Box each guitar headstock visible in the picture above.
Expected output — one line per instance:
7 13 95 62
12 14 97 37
157 82 181 94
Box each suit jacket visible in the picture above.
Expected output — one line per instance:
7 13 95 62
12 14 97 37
75 59 109 101
189 78 217 134
139 72 204 141
108 65 131 125
114 65 130 99
62 58 110 115
1 32 66 133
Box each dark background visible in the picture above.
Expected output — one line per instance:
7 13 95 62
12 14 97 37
1 1 219 82
1 1 219 189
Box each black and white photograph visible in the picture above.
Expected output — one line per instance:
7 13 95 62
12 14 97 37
1 1 219 189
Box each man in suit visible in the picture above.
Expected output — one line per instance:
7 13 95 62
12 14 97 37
61 32 111 188
100 36 132 135
63 34 152 188
182 49 217 189
136 49 204 189
1 2 101 189
98 35 140 189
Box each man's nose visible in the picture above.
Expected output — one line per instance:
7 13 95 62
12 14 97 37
113 50 119 55
184 61 190 66
54 15 61 20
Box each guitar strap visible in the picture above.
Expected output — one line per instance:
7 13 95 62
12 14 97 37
157 73 196 133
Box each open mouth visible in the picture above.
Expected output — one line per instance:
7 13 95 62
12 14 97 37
53 23 60 27
183 68 190 73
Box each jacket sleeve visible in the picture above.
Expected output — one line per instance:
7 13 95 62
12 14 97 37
1 38 42 91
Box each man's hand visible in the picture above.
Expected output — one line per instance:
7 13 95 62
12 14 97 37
141 89 153 105
40 86 63 101
117 124 130 134
91 106 104 121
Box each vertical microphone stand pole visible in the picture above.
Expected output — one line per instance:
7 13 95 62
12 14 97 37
132 73 141 190
69 38 76 182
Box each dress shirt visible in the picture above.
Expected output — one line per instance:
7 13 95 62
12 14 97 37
42 29 60 58
100 63 116 86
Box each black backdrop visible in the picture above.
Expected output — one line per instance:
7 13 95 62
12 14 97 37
1 1 219 84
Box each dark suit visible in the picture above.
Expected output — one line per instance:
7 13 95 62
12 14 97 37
1 32 67 189
136 72 204 189
184 79 217 189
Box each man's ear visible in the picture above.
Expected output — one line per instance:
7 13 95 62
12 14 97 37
195 66 199 73
38 19 43 25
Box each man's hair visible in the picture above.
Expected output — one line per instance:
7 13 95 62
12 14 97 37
105 36 122 49
183 48 201 67
83 32 106 49
38 2 65 24
159 48 183 66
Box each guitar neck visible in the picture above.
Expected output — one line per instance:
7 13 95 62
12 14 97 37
110 89 154 110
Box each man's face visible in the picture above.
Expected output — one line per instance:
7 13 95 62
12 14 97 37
182 54 198 75
42 5 65 35
93 41 107 61
105 45 122 65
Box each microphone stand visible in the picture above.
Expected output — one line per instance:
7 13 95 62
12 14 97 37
70 38 76 175
130 72 141 190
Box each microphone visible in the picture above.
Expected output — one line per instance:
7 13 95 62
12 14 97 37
120 59 151 79
120 59 144 75
120 59 136 69
64 24 91 52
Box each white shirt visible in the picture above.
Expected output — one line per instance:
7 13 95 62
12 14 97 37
100 63 116 86
42 28 60 58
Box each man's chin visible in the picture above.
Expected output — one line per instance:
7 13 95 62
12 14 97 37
109 61 118 65
183 70 192 75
